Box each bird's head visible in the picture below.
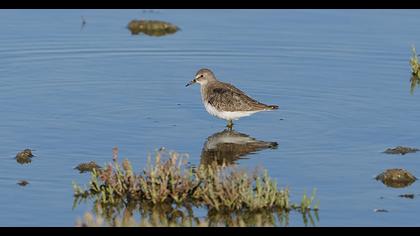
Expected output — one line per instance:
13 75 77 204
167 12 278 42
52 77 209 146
186 68 216 87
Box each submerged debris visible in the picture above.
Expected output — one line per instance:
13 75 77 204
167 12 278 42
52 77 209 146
17 180 29 186
399 194 415 199
141 9 160 14
81 16 86 30
384 146 419 155
375 168 417 188
75 161 102 174
127 20 179 36
15 149 34 164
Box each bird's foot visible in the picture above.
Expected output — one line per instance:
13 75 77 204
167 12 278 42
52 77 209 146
226 120 234 131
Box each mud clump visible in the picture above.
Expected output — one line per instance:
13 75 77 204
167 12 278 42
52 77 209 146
375 168 417 188
15 149 35 164
373 208 388 213
127 20 179 36
399 194 415 199
384 146 419 155
17 180 29 186
75 161 102 174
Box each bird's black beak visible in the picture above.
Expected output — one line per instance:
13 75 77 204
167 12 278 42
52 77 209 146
185 79 196 87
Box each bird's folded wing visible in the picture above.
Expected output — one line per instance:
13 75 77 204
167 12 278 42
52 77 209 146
207 84 268 112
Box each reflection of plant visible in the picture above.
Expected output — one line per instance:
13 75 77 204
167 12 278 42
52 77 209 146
76 202 319 227
73 149 319 226
410 75 420 95
297 189 320 213
410 46 420 94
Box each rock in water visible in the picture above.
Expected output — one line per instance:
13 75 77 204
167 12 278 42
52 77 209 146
15 149 34 164
127 20 179 36
375 168 417 188
384 146 419 155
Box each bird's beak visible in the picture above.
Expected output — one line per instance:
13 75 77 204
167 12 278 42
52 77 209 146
185 79 196 87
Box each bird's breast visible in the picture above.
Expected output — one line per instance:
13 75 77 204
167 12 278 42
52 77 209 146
203 101 221 118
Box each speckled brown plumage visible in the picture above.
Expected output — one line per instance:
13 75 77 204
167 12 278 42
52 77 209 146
202 81 278 112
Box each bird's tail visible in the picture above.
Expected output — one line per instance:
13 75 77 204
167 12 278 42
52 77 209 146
267 105 279 110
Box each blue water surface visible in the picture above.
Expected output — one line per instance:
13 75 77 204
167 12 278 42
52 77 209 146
1 9 420 226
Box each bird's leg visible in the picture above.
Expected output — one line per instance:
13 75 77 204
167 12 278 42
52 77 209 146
226 120 234 131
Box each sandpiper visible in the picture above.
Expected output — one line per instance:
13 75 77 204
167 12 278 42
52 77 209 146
186 68 279 129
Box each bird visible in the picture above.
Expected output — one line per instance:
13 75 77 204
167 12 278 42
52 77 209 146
186 68 279 130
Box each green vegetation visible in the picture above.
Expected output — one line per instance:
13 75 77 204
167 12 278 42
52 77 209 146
410 46 420 77
73 149 318 227
410 45 420 94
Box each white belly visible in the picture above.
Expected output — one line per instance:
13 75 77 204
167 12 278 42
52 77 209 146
203 102 259 120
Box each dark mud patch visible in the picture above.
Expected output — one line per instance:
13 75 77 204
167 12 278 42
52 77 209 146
399 194 415 199
74 161 102 174
374 209 388 213
384 146 419 155
17 180 29 186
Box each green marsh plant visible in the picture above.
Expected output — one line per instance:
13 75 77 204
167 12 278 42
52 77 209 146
73 149 319 226
410 45 420 94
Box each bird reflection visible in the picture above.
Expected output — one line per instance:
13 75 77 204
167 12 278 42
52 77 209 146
200 129 278 166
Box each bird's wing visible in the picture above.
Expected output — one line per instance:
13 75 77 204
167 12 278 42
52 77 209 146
207 83 269 112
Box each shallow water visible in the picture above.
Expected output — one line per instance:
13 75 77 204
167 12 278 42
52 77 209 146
1 9 420 226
